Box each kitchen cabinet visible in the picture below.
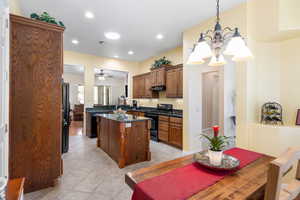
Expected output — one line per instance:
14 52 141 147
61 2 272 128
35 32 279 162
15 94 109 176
169 117 183 148
144 74 153 98
166 65 183 98
133 76 139 99
178 68 183 97
151 66 167 87
158 116 169 142
133 73 158 99
158 116 183 149
9 14 64 193
97 116 151 168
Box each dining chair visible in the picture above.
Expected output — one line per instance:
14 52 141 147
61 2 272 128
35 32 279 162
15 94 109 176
265 147 300 200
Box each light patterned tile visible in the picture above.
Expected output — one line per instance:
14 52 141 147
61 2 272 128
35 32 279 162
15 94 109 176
25 134 182 200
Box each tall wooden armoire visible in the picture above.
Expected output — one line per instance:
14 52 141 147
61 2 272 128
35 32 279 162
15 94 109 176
9 14 64 193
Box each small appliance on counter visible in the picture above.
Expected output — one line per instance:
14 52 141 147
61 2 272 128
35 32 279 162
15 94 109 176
118 96 128 105
132 100 138 109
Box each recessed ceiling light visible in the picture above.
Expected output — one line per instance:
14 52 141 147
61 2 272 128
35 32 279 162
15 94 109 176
104 32 121 40
72 39 79 44
85 11 94 19
114 55 119 58
156 34 164 40
128 51 134 55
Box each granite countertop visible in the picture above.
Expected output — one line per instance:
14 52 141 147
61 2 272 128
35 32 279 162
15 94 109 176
86 106 183 118
95 113 151 122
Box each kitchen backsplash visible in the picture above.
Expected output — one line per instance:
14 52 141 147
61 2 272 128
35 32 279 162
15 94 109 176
134 92 183 109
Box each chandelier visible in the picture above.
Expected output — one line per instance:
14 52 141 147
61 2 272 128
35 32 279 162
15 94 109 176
187 0 253 66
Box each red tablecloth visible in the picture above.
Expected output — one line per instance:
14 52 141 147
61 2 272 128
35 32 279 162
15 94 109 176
131 148 263 200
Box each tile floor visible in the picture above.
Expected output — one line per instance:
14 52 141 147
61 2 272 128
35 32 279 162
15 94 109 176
24 135 187 200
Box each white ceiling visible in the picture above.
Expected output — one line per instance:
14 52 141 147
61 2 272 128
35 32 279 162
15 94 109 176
20 0 246 61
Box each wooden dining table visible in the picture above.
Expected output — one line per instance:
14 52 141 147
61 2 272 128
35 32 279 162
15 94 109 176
125 152 274 199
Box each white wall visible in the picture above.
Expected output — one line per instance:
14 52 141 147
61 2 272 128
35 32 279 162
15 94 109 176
0 0 9 178
223 59 236 138
63 72 84 109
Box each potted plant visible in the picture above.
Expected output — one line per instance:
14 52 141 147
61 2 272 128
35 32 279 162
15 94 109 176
202 126 229 166
151 56 171 69
30 12 65 27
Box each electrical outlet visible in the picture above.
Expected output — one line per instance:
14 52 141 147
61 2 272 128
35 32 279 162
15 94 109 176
125 123 131 128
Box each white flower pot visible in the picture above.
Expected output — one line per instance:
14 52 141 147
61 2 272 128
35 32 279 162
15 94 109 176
208 150 223 166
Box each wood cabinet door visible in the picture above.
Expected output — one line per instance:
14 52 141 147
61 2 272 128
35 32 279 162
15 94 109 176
133 73 158 99
151 71 157 87
144 74 152 98
166 69 178 97
178 68 183 98
100 118 109 153
125 121 148 165
169 123 182 148
138 76 145 98
159 116 169 142
132 76 139 98
158 130 169 142
157 68 165 86
109 120 121 163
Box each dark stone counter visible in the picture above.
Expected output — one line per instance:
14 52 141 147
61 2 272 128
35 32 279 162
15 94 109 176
86 106 183 118
95 114 151 123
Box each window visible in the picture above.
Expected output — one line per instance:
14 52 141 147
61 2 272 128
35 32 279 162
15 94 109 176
94 85 112 105
78 85 84 104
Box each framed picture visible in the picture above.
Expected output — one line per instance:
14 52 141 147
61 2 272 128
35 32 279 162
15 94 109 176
296 109 300 125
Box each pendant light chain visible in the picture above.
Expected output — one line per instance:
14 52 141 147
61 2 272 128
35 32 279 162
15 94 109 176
216 0 220 23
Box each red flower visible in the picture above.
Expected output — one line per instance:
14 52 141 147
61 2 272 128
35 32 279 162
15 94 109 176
212 125 219 137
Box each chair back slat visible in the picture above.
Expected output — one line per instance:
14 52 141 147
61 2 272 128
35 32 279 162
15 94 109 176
296 160 300 180
265 148 300 200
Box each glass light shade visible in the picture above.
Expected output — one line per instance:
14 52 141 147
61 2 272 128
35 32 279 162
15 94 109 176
187 51 205 65
208 54 227 66
232 45 253 62
224 36 246 56
98 76 105 81
194 41 213 59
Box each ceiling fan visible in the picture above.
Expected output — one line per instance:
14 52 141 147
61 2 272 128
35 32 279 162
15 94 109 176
95 69 113 81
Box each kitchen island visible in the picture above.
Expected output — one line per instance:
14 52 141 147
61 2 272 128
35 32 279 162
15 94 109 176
96 114 151 168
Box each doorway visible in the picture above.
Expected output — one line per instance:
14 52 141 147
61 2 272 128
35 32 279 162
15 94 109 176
93 68 129 106
202 71 220 130
63 64 85 138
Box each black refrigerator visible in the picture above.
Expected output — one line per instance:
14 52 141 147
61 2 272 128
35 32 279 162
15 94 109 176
62 81 70 153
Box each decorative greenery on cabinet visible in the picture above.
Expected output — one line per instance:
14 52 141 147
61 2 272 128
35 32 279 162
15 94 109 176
30 12 65 27
151 57 171 69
